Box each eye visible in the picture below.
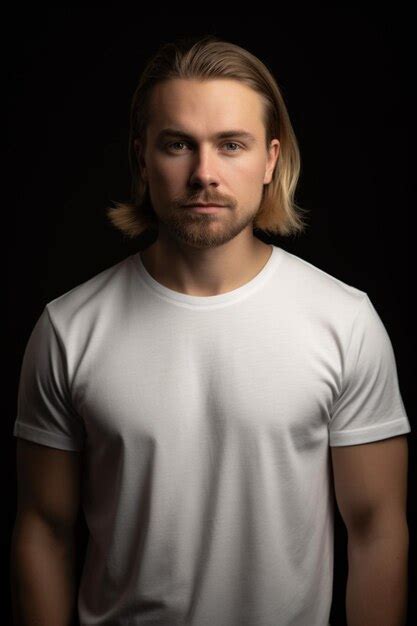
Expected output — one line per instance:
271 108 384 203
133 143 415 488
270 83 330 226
223 142 242 152
165 141 243 153
167 141 188 151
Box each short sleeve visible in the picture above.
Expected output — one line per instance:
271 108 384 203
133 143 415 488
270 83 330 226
328 294 411 446
13 306 85 451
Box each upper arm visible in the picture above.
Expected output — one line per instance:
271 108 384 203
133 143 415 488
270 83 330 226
15 438 82 535
330 434 409 536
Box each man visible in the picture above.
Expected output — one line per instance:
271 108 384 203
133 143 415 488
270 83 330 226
11 35 410 625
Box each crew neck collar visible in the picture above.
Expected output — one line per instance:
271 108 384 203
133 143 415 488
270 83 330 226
130 244 283 309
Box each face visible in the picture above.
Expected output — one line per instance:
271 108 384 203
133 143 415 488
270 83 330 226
135 78 280 249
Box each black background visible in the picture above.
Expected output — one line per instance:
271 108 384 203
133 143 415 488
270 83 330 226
6 7 415 625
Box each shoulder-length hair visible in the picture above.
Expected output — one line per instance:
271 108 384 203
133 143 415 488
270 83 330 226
106 34 309 241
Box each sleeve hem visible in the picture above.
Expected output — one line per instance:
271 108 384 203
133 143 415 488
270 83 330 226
13 421 84 452
329 416 411 447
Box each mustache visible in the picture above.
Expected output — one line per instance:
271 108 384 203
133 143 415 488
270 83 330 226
180 196 231 207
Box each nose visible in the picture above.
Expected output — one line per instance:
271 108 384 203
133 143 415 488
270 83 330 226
188 146 220 188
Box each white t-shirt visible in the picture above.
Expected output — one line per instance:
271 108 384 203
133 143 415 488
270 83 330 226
13 244 411 626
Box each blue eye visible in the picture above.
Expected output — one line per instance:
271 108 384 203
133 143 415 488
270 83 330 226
166 141 242 152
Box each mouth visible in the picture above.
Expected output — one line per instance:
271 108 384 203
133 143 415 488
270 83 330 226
183 203 226 208
183 205 226 213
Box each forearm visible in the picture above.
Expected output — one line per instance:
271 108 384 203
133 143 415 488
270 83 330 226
10 520 78 626
346 523 409 626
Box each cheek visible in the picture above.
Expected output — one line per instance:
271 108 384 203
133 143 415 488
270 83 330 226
229 158 266 189
230 150 266 176
147 162 179 193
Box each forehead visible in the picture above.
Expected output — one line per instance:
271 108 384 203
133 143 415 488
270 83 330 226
146 78 265 138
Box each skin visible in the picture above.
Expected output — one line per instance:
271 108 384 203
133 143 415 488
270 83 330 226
134 78 280 296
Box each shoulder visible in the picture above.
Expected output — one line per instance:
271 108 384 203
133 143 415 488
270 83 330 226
275 246 367 321
44 253 136 335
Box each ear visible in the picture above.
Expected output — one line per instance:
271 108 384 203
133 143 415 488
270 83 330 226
264 139 280 185
134 139 147 179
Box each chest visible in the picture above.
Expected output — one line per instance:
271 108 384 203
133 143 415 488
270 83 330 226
71 310 341 449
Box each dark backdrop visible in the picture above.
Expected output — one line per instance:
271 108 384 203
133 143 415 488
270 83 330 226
6 7 415 625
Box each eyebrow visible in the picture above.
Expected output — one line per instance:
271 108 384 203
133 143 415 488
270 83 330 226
156 127 257 144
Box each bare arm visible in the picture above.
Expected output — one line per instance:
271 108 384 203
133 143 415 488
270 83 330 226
10 439 82 626
331 435 409 625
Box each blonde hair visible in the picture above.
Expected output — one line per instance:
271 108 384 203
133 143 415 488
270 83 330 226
106 34 309 242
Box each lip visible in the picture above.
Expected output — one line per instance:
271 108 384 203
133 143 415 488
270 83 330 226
183 203 226 207
183 204 226 213
185 206 225 213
